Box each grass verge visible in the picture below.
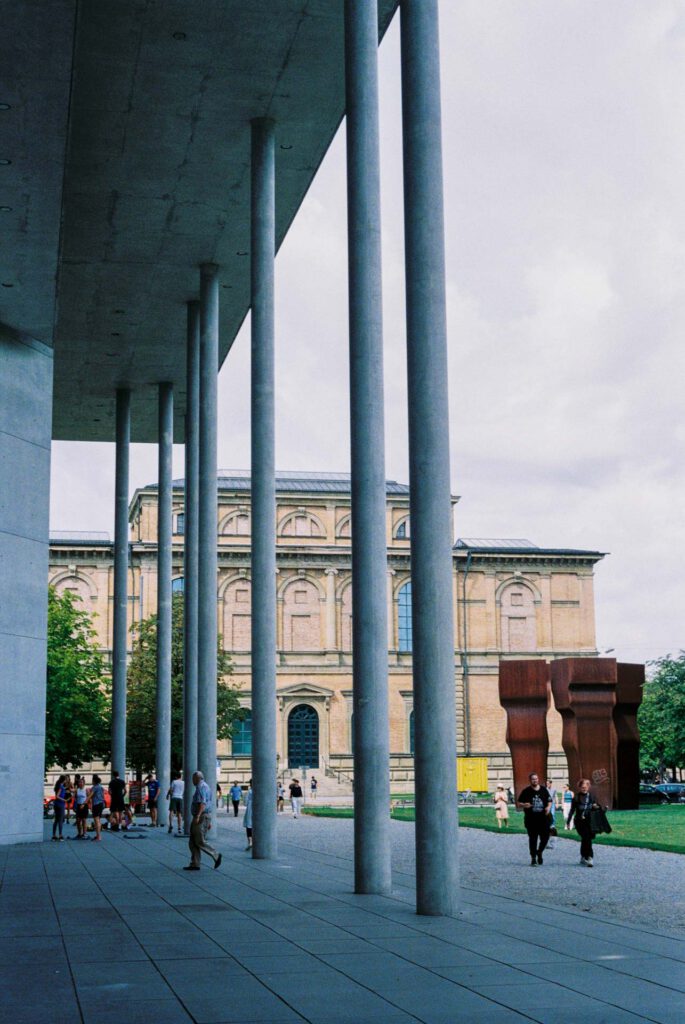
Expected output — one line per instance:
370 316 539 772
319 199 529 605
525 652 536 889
302 804 685 855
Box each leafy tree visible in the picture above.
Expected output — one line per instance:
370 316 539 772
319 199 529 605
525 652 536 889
639 653 685 779
126 593 244 773
46 586 110 769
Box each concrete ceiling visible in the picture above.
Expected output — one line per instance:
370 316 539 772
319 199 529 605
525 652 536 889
1 0 398 443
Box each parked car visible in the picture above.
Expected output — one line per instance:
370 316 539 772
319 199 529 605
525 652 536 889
654 784 685 804
639 783 671 805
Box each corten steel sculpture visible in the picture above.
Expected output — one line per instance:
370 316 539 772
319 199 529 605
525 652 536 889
498 661 551 800
613 663 644 810
550 658 618 810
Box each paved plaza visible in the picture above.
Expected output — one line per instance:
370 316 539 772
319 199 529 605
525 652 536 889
2 815 684 1024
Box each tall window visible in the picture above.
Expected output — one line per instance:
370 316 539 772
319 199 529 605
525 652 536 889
175 512 185 535
232 710 252 755
409 709 415 755
398 581 413 652
172 577 184 594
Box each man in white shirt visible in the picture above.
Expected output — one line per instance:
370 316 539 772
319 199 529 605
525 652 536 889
166 770 185 835
184 771 222 871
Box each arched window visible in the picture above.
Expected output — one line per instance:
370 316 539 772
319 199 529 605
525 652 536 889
175 512 185 536
500 583 537 653
232 710 252 755
409 709 415 755
279 512 324 538
336 514 351 539
52 574 94 604
395 517 410 539
398 581 413 653
283 580 321 651
172 577 184 594
341 585 353 651
223 579 251 651
221 511 251 536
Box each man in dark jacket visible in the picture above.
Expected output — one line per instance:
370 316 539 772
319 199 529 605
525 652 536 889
517 772 552 866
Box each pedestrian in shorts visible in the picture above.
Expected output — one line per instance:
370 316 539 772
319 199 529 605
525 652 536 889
74 775 89 839
88 775 105 842
167 771 185 835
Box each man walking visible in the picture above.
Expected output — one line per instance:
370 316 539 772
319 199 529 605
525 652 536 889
289 778 303 818
229 781 242 818
184 771 222 871
517 772 552 866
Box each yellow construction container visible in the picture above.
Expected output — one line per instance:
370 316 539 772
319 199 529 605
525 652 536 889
457 757 489 792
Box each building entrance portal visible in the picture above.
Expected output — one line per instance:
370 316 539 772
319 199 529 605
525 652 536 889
288 704 319 769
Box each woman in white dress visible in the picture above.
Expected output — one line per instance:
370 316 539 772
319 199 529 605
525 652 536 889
493 786 509 829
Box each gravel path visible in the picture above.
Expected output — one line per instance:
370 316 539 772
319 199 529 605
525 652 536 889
258 812 685 934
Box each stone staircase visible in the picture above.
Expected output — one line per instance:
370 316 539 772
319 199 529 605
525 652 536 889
281 764 354 807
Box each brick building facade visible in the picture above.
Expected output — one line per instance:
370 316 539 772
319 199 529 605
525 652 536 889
48 471 604 791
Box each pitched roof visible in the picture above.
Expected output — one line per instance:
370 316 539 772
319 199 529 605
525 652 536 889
454 538 605 557
157 470 411 495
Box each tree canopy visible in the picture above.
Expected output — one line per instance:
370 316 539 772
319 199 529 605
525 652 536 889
46 585 110 769
638 653 685 778
126 593 244 773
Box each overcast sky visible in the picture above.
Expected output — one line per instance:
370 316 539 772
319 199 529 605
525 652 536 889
50 1 684 665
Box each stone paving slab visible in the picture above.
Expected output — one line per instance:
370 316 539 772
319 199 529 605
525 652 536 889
0 818 683 1024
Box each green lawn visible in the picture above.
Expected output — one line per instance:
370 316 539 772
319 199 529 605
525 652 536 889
302 804 685 855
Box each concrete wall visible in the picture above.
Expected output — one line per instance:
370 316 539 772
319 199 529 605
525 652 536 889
0 331 53 844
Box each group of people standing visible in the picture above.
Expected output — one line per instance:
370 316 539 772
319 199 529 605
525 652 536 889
50 768 314 873
50 770 181 841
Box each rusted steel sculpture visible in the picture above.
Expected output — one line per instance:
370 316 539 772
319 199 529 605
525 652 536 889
498 660 550 800
499 657 643 810
613 662 644 810
551 658 618 810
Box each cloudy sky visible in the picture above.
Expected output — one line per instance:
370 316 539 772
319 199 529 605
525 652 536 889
50 1 684 665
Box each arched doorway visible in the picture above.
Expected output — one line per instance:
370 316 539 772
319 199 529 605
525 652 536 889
288 704 319 769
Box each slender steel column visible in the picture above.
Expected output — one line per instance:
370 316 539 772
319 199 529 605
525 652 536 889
111 387 131 776
251 116 277 860
183 301 200 833
400 0 459 916
155 382 173 827
345 0 391 896
198 265 219 798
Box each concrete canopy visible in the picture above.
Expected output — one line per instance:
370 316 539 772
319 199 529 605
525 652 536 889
2 0 398 443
